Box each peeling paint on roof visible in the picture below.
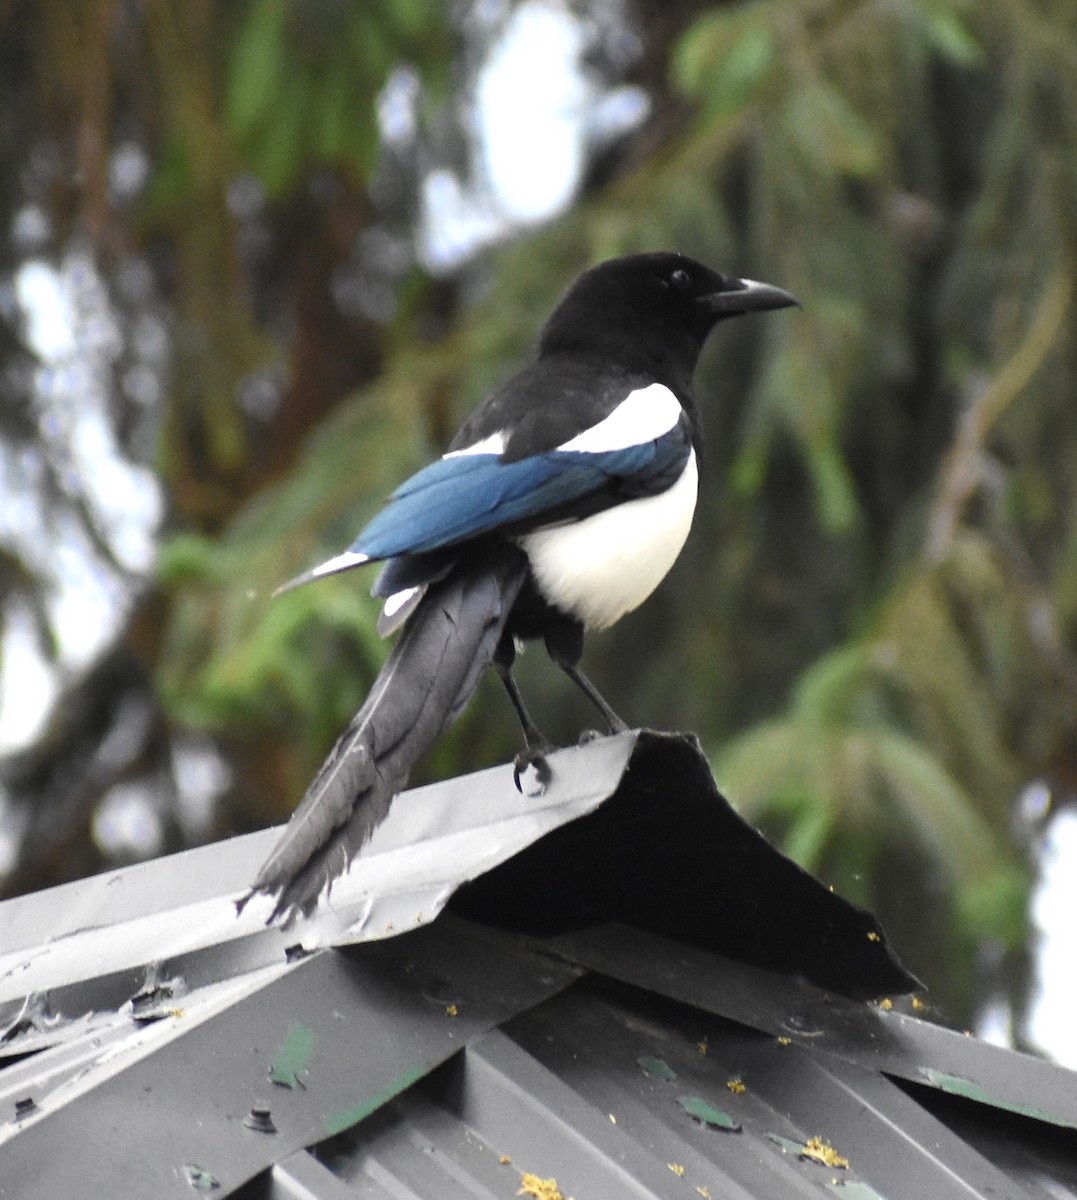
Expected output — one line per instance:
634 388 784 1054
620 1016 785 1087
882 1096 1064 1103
637 1055 677 1082
268 1022 316 1090
677 1094 740 1131
322 1063 430 1136
917 1065 1077 1130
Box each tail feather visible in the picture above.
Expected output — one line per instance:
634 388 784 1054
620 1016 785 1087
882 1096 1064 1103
240 545 529 924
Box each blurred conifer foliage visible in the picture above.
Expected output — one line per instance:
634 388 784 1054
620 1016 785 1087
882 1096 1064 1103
1 0 1076 1027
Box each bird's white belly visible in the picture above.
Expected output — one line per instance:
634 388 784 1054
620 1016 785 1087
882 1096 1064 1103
519 450 698 630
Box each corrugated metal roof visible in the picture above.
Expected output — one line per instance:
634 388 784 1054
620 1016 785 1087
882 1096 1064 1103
1 731 1075 1200
238 955 1077 1200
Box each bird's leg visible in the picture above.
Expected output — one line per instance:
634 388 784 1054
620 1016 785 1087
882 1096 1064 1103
494 635 553 792
544 619 629 735
559 663 630 734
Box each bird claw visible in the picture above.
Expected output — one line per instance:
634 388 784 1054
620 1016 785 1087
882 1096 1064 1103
577 727 601 744
513 748 553 796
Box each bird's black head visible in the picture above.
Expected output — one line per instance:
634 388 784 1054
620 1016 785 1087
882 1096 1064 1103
538 252 797 379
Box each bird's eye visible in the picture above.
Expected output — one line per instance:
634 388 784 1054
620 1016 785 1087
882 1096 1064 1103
670 268 691 290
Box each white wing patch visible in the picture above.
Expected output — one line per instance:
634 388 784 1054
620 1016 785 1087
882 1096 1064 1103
445 431 506 458
556 383 681 453
444 385 677 462
273 548 370 596
308 550 369 579
377 585 425 636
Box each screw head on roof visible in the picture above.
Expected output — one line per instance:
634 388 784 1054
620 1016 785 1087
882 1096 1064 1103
243 1104 277 1134
421 975 460 1006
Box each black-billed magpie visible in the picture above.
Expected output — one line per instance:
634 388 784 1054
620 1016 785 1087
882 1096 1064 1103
242 252 796 921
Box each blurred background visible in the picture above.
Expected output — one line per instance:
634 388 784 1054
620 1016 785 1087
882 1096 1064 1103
1 0 1076 1062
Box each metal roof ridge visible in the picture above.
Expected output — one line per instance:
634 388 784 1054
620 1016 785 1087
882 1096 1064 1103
0 734 635 1020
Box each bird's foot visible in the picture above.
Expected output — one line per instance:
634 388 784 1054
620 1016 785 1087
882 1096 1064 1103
513 745 553 796
577 727 602 744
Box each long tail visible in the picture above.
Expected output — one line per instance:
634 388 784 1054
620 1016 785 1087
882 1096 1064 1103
239 544 529 924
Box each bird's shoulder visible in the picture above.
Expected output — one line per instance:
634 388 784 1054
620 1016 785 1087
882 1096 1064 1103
448 353 682 463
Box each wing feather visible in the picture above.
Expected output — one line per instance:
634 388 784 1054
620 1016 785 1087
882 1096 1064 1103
352 416 690 561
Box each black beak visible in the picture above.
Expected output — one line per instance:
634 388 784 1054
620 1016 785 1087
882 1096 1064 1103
703 276 799 316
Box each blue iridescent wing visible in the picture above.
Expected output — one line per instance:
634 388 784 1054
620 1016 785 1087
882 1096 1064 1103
352 418 691 560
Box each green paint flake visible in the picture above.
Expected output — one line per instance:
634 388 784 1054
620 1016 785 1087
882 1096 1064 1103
767 1132 806 1155
918 1067 1075 1129
182 1163 220 1191
323 1064 430 1136
677 1094 741 1131
269 1022 316 1089
637 1055 678 1081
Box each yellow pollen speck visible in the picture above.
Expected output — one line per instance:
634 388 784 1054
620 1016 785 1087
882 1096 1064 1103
912 996 927 1011
697 1039 708 1055
879 998 893 1010
668 1163 685 1177
609 1113 617 1124
727 1077 746 1094
517 1172 563 1200
500 1155 511 1165
777 1036 792 1046
867 931 881 942
445 1004 458 1017
696 1189 711 1199
801 1137 849 1169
